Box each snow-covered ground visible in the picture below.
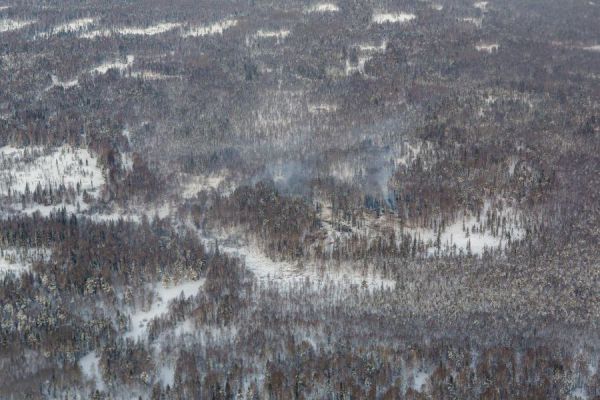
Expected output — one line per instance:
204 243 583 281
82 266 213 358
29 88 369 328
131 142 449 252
411 202 524 256
124 279 205 340
91 54 134 75
582 45 600 52
0 18 35 33
318 194 524 258
0 247 51 276
200 230 396 291
79 28 111 39
0 145 104 217
476 43 499 53
305 3 339 13
118 22 181 36
182 18 238 37
180 172 234 198
48 74 79 89
0 145 104 198
130 70 181 80
570 387 589 400
372 12 416 24
308 103 338 114
345 41 387 76
247 29 290 45
81 22 182 38
412 370 430 392
79 351 106 392
460 17 483 27
41 17 94 37
474 1 489 11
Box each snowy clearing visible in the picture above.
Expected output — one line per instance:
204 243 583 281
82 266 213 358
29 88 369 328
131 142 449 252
474 1 489 11
81 22 183 38
118 22 182 36
0 247 51 276
305 3 339 13
125 279 205 340
51 18 94 34
79 28 111 39
570 387 589 400
412 370 430 392
476 43 499 53
90 54 134 75
248 29 290 45
48 74 79 89
308 103 338 114
0 145 104 198
318 193 524 257
180 172 234 198
201 230 396 291
0 18 35 33
393 201 524 256
182 18 238 37
345 41 387 76
130 70 182 80
460 17 483 27
582 45 600 52
372 12 416 24
79 351 106 391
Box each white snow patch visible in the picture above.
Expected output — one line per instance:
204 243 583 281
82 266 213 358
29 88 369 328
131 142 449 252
131 70 181 80
474 1 489 11
202 232 395 290
372 12 416 24
248 29 290 45
182 18 238 37
117 22 182 36
0 18 35 33
405 201 525 256
48 74 79 89
570 388 588 400
91 54 134 75
345 41 387 76
460 17 483 27
0 145 104 198
79 351 106 391
475 43 499 53
431 4 444 11
0 247 50 276
582 45 600 52
52 18 94 34
0 6 10 11
180 172 234 198
308 103 338 114
158 364 175 387
125 279 205 340
79 28 111 39
305 3 339 13
412 370 430 392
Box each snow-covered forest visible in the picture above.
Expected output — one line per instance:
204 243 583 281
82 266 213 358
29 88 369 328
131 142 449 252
0 0 599 398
